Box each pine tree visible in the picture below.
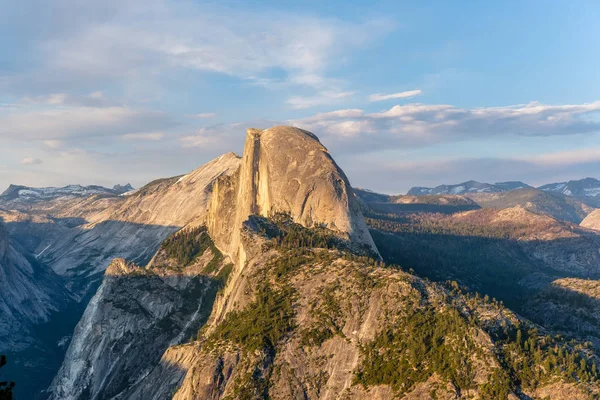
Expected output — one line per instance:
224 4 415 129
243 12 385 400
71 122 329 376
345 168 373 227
0 355 15 400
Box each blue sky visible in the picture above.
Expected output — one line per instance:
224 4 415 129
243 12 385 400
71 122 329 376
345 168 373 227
1 0 599 193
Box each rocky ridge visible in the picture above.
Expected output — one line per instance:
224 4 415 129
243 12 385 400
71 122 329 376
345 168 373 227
49 126 600 399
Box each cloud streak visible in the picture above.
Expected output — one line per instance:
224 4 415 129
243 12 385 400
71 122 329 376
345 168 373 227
368 89 422 102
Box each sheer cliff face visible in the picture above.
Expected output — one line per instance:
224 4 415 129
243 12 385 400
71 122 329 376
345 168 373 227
207 126 379 266
0 221 7 261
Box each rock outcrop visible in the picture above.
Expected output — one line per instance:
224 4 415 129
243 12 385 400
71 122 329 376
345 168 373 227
581 209 600 231
206 126 378 267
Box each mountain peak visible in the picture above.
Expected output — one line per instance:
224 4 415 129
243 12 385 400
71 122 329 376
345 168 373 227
112 183 134 194
538 177 600 206
207 125 379 265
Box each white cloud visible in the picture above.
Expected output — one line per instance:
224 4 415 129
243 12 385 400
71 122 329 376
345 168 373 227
290 100 600 152
286 91 354 109
368 89 422 102
20 157 43 165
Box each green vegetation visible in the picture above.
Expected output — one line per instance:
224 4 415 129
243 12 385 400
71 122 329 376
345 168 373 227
215 262 233 288
365 209 541 239
299 284 344 347
203 249 224 275
161 226 214 267
493 326 600 391
355 296 600 395
205 218 353 397
0 355 14 400
263 212 341 251
208 255 300 352
355 307 478 394
210 278 295 353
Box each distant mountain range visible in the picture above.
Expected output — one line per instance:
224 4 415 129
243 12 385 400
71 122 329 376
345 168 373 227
538 177 600 198
407 180 532 195
408 177 600 207
0 183 134 203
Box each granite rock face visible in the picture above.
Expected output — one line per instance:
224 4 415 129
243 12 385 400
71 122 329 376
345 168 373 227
206 126 379 267
49 237 231 400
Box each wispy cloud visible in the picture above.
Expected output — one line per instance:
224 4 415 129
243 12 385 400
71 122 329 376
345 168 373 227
2 1 393 98
20 157 43 165
368 89 422 102
22 91 111 107
180 119 283 151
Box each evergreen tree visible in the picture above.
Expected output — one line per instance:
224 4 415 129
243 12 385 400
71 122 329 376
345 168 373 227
0 355 14 400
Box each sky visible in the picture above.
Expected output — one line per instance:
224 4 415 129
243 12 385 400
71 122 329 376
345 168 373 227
1 0 600 194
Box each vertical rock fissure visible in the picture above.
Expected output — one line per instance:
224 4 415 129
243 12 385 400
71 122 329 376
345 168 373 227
249 129 262 216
